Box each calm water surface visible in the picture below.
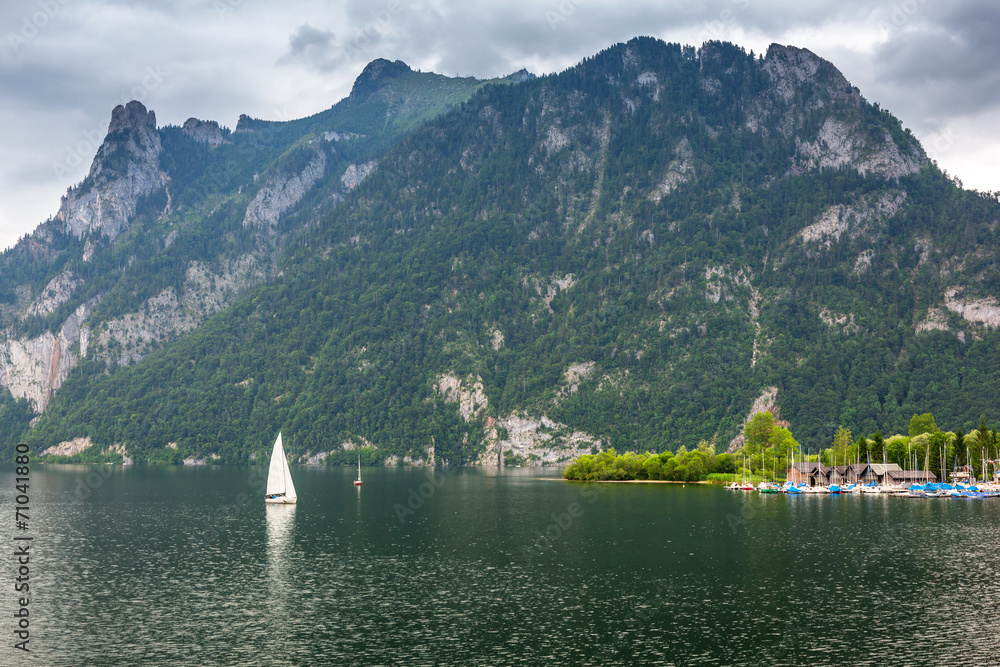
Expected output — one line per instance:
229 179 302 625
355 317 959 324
1 464 998 665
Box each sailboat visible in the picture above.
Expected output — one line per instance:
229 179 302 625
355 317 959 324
354 455 363 487
740 453 754 490
265 432 297 504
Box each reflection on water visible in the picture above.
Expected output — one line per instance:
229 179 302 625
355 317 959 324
1 465 999 665
266 503 296 548
266 503 296 607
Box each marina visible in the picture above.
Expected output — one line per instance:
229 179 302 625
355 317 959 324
735 461 1000 497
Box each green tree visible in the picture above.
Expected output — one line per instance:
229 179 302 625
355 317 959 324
954 428 966 469
855 436 870 464
870 431 885 463
644 456 662 480
831 426 852 466
908 413 939 437
744 411 774 463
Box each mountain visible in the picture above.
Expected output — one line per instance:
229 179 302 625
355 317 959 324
5 37 1000 466
0 60 503 420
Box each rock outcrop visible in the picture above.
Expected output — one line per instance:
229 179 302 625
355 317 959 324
22 270 81 318
56 101 165 240
90 255 268 366
435 374 489 421
0 301 92 411
244 149 327 228
758 44 927 179
182 118 225 146
727 387 781 452
476 413 600 466
41 437 94 457
648 138 694 202
798 191 906 249
944 288 1000 329
340 161 378 190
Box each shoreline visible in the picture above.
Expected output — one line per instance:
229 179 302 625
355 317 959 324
564 478 712 484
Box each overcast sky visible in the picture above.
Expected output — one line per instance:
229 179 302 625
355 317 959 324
0 0 997 250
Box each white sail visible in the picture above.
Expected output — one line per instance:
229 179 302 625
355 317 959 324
266 432 286 496
282 444 297 500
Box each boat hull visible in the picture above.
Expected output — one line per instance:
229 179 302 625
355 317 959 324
265 496 297 504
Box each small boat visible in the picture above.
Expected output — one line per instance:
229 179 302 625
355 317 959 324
265 432 297 504
829 484 842 494
354 455 363 487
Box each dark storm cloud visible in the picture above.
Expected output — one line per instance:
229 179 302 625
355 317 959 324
871 0 1000 120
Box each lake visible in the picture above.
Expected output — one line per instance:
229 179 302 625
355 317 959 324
2 464 999 665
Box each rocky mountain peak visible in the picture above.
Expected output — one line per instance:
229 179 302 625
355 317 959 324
108 100 157 135
55 100 164 240
753 43 927 178
350 58 413 102
234 113 262 133
505 68 536 83
762 43 849 101
182 117 224 146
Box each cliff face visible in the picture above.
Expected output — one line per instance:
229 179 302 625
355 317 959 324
89 256 269 366
56 101 165 240
243 149 328 228
181 118 225 147
0 302 90 411
744 44 927 179
0 102 168 409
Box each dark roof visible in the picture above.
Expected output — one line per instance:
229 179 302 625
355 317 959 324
790 462 829 474
887 470 937 481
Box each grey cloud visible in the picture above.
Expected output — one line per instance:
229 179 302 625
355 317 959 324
279 22 388 73
870 0 1000 123
287 24 335 56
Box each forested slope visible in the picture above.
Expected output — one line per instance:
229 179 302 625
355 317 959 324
9 38 1000 464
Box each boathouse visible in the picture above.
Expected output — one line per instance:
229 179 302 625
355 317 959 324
886 469 937 485
828 465 850 485
862 463 903 485
846 464 868 484
787 462 830 487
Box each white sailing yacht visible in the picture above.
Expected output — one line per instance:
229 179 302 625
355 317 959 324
354 455 363 487
265 432 297 504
